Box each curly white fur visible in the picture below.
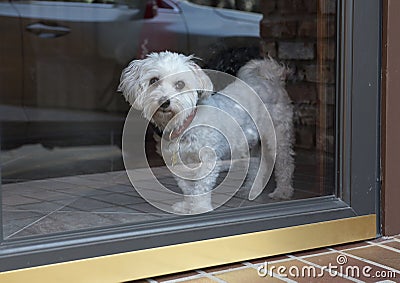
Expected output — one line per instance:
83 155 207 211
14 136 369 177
119 51 295 214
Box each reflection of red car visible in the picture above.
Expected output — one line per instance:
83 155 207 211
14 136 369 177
1 0 262 114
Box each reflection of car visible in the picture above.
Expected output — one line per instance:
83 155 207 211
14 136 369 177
138 0 263 69
1 0 262 112
0 0 262 149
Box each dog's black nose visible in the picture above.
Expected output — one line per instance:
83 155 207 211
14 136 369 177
159 98 170 109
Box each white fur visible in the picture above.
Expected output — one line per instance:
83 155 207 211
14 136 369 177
119 51 295 213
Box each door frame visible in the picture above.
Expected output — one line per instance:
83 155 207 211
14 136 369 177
0 0 381 281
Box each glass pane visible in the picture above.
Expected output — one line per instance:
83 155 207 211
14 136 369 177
1 0 336 239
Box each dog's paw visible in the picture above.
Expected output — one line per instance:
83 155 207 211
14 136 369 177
172 201 190 214
268 187 294 200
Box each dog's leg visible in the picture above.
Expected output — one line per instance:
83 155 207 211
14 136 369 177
172 162 220 214
173 177 215 214
268 122 295 199
249 145 272 200
241 145 261 194
248 120 277 200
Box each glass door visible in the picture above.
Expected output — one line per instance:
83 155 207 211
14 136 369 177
0 0 381 281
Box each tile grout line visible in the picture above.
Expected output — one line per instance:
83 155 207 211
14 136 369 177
366 241 400 253
332 243 377 252
242 261 298 283
328 248 400 275
237 250 337 266
196 270 227 283
379 236 395 241
146 268 226 283
366 238 395 244
207 265 250 275
5 197 80 239
158 272 222 283
162 275 206 283
287 254 364 283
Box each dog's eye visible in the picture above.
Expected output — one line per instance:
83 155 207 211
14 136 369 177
149 77 159 85
175 80 185 90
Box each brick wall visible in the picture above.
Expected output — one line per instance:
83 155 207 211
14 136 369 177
260 0 337 151
189 0 337 151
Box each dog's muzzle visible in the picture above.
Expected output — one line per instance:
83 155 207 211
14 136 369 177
159 97 171 109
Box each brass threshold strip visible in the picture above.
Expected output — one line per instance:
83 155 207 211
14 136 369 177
0 214 376 283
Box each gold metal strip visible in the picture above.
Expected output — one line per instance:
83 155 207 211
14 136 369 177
0 214 376 283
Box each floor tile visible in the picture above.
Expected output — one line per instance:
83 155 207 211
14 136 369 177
92 206 139 213
214 267 285 282
291 247 331 258
344 246 400 270
304 251 398 282
266 258 354 282
63 197 115 211
83 188 119 197
181 277 219 283
12 199 71 212
332 241 370 251
10 211 160 237
369 237 395 243
2 194 41 206
89 193 145 206
55 188 100 197
381 241 400 250
16 189 73 201
100 212 161 224
249 255 290 265
3 216 45 238
125 203 171 215
100 184 134 194
2 210 44 222
152 270 199 282
58 177 111 188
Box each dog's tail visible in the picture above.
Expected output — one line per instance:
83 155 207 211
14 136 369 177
237 56 290 86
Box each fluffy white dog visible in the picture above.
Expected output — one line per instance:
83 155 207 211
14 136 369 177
119 51 294 214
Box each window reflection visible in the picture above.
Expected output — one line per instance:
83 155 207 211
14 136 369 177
1 0 336 238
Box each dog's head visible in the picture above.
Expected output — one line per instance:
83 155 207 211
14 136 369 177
118 51 213 130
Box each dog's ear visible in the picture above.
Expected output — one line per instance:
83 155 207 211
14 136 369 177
188 60 214 100
118 59 145 109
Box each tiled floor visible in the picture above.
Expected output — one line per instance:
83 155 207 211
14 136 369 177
2 171 170 238
1 149 329 238
131 236 400 283
1 168 321 239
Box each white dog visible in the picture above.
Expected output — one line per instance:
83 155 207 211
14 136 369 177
119 51 294 214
